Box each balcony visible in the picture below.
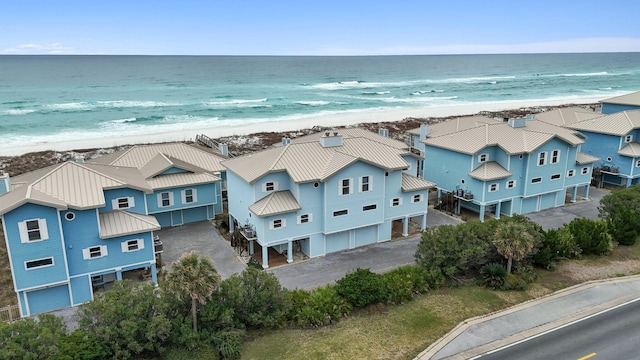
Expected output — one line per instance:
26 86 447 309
600 165 619 174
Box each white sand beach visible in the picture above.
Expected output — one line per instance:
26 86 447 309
1 96 604 157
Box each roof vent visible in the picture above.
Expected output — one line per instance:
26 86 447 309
508 118 528 128
320 131 343 148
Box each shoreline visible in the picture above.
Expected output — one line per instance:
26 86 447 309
0 96 605 157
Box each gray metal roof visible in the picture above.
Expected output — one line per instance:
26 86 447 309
248 190 301 217
146 172 221 190
408 116 498 137
401 173 436 192
99 210 161 239
534 107 601 126
568 110 640 136
618 142 640 158
287 128 408 149
600 91 640 106
575 152 600 164
468 161 512 181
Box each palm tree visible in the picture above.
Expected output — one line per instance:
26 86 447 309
165 252 221 332
492 222 535 274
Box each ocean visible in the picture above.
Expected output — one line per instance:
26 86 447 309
1 53 640 154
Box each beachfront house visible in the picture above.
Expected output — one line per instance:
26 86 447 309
222 128 434 268
600 91 640 114
566 110 640 187
0 161 161 317
407 116 597 221
89 143 226 227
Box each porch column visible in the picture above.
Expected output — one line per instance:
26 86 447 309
421 211 427 230
494 201 501 220
402 216 409 237
627 178 633 188
455 199 461 215
228 214 234 232
287 240 293 263
571 186 578 202
583 184 590 200
115 270 123 281
262 245 269 269
249 240 254 255
479 204 486 222
150 264 158 285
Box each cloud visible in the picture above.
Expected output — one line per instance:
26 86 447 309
3 42 73 54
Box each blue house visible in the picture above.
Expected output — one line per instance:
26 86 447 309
408 116 597 221
567 110 640 187
600 91 640 114
222 129 434 268
0 162 161 317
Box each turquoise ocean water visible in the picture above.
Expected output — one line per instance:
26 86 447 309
1 53 640 152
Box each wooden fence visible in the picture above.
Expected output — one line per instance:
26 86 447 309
0 304 20 323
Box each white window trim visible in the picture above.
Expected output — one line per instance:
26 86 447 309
297 213 312 224
181 188 198 204
263 181 278 192
18 218 49 243
82 245 108 260
531 177 542 184
506 180 516 189
411 194 423 203
567 169 575 177
537 151 547 166
362 204 377 212
478 153 489 163
339 178 353 196
359 175 372 193
581 167 589 175
636 160 640 168
551 149 561 164
390 197 402 207
121 239 145 253
24 257 55 270
488 183 499 192
625 134 633 143
158 192 174 208
112 196 135 210
550 173 561 180
269 218 286 230
333 209 349 217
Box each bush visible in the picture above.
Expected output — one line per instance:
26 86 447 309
288 286 352 328
502 273 527 291
599 185 640 246
533 227 581 269
383 265 437 304
210 328 245 360
335 268 388 308
513 264 538 284
479 263 506 289
0 314 70 360
567 218 613 256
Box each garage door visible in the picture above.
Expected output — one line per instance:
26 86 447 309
354 225 377 247
27 284 71 315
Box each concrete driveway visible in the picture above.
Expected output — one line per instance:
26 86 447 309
525 187 609 230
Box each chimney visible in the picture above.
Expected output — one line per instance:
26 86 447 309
508 118 527 128
419 124 430 140
378 128 389 137
218 143 229 156
319 131 343 148
0 172 9 195
281 137 291 146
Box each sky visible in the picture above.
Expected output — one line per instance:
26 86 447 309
1 0 639 55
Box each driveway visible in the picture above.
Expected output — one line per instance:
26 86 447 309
525 187 609 230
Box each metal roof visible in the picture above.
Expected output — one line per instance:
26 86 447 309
401 173 436 192
534 107 601 126
600 91 640 106
99 210 161 239
223 132 410 184
248 190 301 217
618 142 640 158
287 128 408 149
146 172 221 190
468 161 512 181
408 116 498 137
575 152 600 164
568 110 640 136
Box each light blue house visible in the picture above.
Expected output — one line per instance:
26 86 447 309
222 129 434 268
567 110 640 187
0 162 161 317
600 91 640 114
408 116 597 221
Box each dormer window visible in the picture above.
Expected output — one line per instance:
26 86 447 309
625 134 633 143
263 181 278 192
478 153 488 163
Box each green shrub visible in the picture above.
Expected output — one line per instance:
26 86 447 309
56 329 112 360
502 273 527 291
0 314 70 360
513 264 538 284
479 263 506 289
533 227 581 269
335 268 388 308
599 185 640 246
210 328 245 360
567 218 613 255
288 286 352 328
383 265 438 304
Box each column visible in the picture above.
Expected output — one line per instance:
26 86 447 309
150 264 158 285
571 186 578 203
115 271 123 281
262 245 269 269
479 204 486 222
249 239 254 255
287 240 293 263
494 201 501 220
583 184 590 200
421 211 427 230
402 216 409 237
627 178 633 188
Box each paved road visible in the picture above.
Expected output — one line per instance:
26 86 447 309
473 297 640 360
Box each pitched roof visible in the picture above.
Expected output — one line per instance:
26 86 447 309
91 143 226 173
223 133 410 184
600 91 640 106
576 152 600 164
248 190 301 217
568 110 640 136
534 107 601 126
468 161 512 181
0 162 152 215
146 172 221 190
401 173 436 192
287 128 408 149
99 211 161 239
423 119 584 155
618 142 640 158
407 116 497 137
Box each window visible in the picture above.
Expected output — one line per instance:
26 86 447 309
158 192 173 207
340 178 352 196
506 180 516 189
64 212 75 221
313 182 319 188
636 160 640 168
182 188 197 203
551 173 561 180
581 167 589 175
537 152 547 166
391 198 402 207
82 245 108 260
18 219 48 243
551 150 560 164
333 209 348 217
263 181 277 192
478 153 488 163
567 169 575 177
269 219 286 229
363 204 377 211
531 177 542 184
412 194 423 203
360 176 371 192
112 197 134 210
625 135 633 143
25 257 54 270
606 157 612 162
297 213 312 224
121 239 144 253
489 183 499 192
